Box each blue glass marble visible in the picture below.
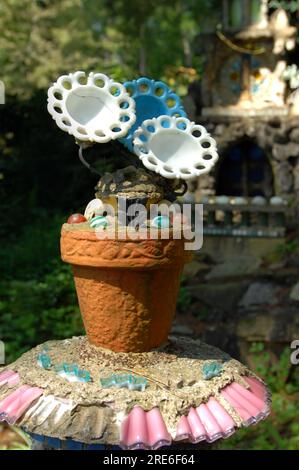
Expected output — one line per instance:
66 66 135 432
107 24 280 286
37 353 52 370
202 362 223 380
119 77 186 152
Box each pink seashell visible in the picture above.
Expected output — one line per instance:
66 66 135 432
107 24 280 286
220 389 253 423
175 398 237 443
146 407 171 449
185 407 206 442
0 370 15 380
120 406 171 450
0 385 31 414
229 382 266 413
174 379 271 446
0 370 16 386
4 387 43 424
206 397 236 435
196 403 223 442
125 406 148 448
120 379 270 449
224 385 261 417
6 373 20 388
244 376 267 400
176 415 193 441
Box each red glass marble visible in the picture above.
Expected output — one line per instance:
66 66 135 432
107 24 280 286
67 213 87 224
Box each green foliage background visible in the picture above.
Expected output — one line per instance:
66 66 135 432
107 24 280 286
0 0 298 450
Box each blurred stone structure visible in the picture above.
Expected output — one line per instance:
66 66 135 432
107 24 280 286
177 2 299 355
189 0 299 205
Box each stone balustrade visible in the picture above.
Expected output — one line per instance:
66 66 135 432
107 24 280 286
201 197 289 238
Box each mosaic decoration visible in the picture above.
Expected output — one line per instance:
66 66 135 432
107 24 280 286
202 362 223 380
100 374 148 392
55 363 91 383
0 385 44 425
36 357 91 383
250 58 264 95
226 57 242 96
0 370 20 388
120 377 271 449
37 353 52 370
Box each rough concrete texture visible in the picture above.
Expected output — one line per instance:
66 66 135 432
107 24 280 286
0 335 260 444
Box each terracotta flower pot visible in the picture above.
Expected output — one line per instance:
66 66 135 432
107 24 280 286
61 225 191 352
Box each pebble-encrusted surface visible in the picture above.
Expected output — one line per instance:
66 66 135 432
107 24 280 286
0 336 264 443
95 165 179 201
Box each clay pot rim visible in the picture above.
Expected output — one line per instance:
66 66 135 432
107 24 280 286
61 223 189 241
61 225 193 269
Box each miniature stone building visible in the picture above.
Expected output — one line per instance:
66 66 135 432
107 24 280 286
189 0 299 234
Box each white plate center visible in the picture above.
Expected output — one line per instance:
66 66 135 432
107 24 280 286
149 131 199 165
66 87 118 131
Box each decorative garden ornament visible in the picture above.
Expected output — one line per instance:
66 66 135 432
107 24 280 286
133 116 218 180
0 70 271 451
47 71 136 143
119 77 186 151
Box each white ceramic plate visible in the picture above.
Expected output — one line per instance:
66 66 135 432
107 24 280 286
47 71 136 143
133 116 218 180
